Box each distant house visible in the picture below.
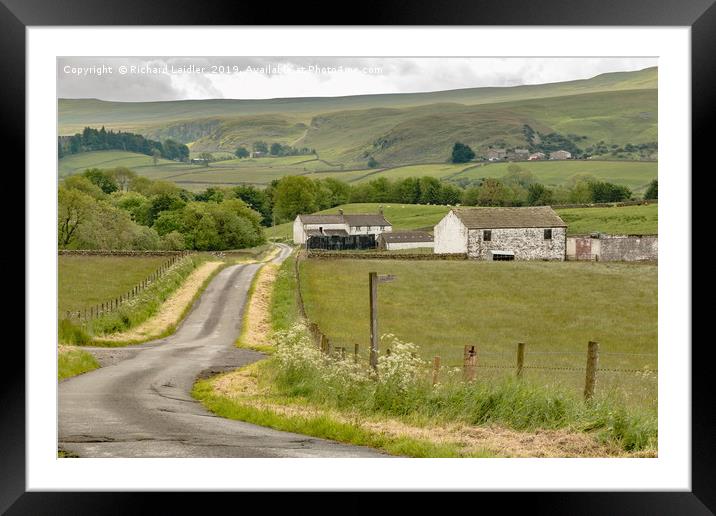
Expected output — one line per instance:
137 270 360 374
510 148 530 161
293 208 392 249
528 152 546 161
377 231 434 251
486 148 507 161
433 206 567 260
250 151 266 158
549 150 572 160
190 158 210 165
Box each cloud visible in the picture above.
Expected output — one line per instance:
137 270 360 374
57 57 657 102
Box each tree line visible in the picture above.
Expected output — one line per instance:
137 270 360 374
58 168 264 251
59 164 657 250
58 127 190 162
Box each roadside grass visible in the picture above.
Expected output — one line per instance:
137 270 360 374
234 245 285 354
269 253 300 333
265 203 658 240
59 254 168 314
299 259 657 411
192 365 493 458
58 346 100 380
264 328 656 453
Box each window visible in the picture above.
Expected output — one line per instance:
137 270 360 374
544 229 552 240
483 230 492 241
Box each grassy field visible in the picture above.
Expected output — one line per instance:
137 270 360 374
452 160 657 193
299 259 657 409
265 202 658 239
559 203 658 235
59 149 656 197
58 255 168 314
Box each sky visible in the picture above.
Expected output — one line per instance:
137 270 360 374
57 57 657 102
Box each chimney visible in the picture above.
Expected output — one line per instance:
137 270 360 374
338 209 344 215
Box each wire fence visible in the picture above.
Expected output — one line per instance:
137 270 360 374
62 251 191 323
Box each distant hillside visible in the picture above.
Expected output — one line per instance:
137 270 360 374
58 67 657 168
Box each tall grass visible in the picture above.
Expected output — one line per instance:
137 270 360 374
265 324 657 453
58 347 100 380
269 253 299 333
58 255 205 344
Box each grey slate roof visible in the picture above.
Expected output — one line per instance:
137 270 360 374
306 229 350 237
379 231 433 243
298 214 345 224
298 213 391 227
452 206 567 229
343 214 391 227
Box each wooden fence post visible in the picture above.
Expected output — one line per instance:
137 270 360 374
369 272 379 370
463 345 477 382
432 356 441 385
354 343 359 363
320 334 328 354
516 342 525 378
584 341 599 400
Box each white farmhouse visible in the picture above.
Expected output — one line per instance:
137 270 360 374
433 206 567 260
292 209 392 245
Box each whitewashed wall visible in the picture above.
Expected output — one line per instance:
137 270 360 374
292 220 349 244
348 225 392 236
386 241 435 250
434 211 468 254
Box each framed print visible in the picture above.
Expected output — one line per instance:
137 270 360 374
5 0 710 512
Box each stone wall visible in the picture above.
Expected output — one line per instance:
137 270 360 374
566 235 657 262
466 227 566 260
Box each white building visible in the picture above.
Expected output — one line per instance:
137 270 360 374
433 206 567 260
292 209 392 245
377 231 434 251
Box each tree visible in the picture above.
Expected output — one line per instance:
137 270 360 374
451 142 475 164
644 179 658 200
527 183 554 206
58 188 94 247
198 152 214 166
152 148 161 166
233 185 272 226
272 176 318 223
270 143 283 156
589 181 632 203
83 168 118 194
253 141 269 154
235 146 250 159
62 175 105 200
367 156 379 168
477 178 512 206
107 167 136 192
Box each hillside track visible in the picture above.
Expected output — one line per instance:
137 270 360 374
59 244 387 458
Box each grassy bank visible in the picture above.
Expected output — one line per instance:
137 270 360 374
58 346 100 380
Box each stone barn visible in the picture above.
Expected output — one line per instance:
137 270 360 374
433 206 567 260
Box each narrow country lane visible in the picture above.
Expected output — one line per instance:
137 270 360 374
58 244 388 458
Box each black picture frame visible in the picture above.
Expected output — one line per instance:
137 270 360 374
5 0 708 512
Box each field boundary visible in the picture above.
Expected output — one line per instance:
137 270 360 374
58 249 189 257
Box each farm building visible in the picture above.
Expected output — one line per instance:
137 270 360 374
433 206 567 260
487 148 507 161
377 231 434 251
549 150 572 160
293 209 392 249
509 148 530 160
528 152 546 161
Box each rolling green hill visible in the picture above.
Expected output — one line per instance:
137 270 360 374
59 68 657 167
58 67 656 134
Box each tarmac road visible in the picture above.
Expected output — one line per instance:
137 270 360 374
58 244 387 458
